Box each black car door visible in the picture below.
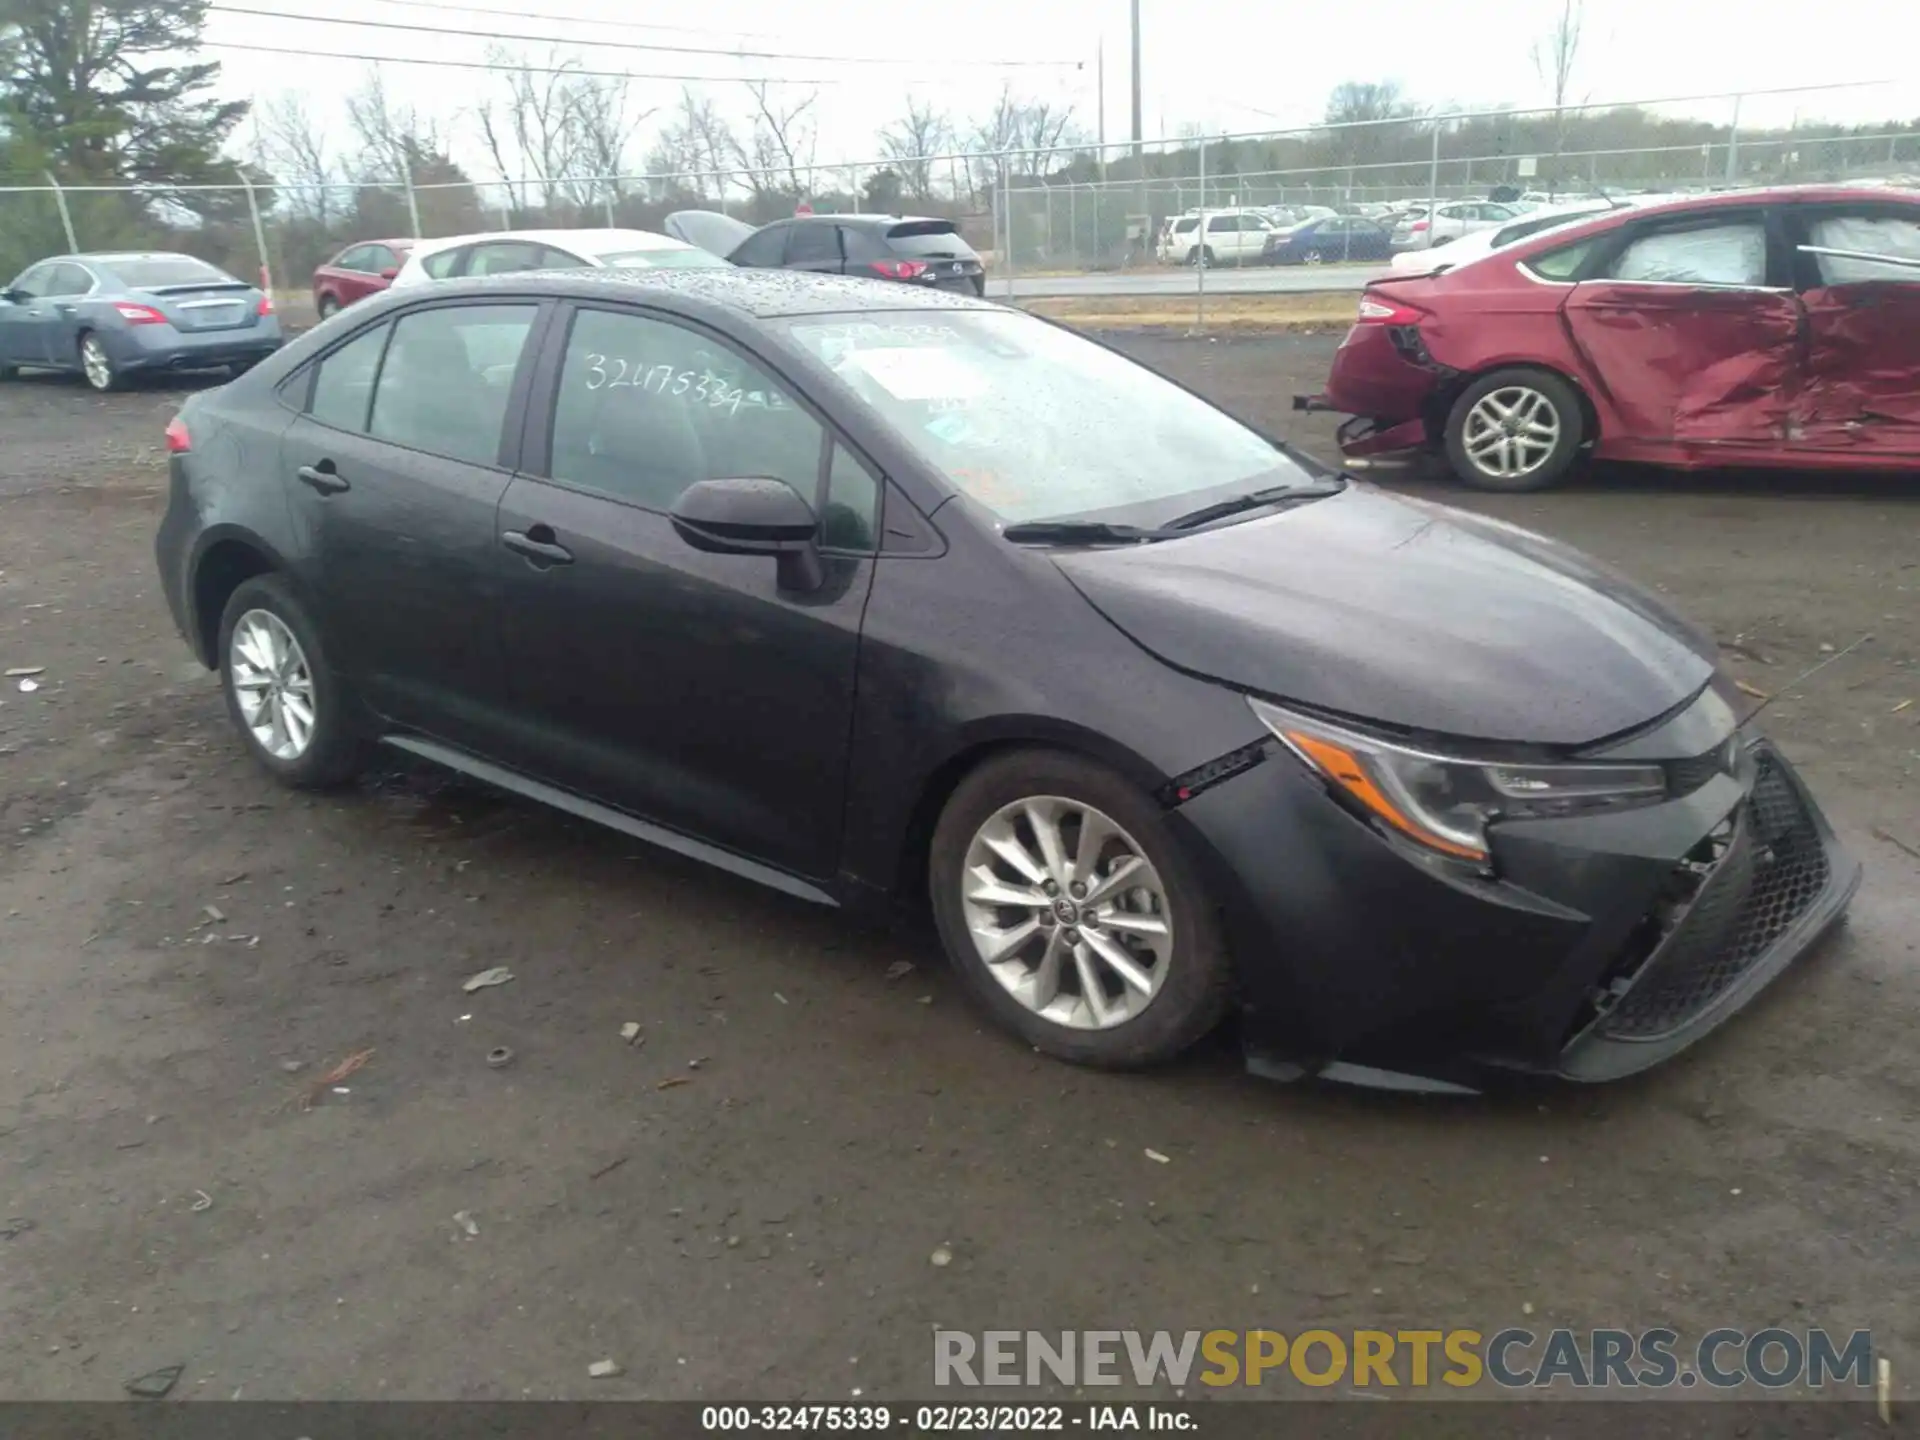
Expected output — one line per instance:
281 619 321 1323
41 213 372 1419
277 298 548 747
782 221 845 276
489 301 882 882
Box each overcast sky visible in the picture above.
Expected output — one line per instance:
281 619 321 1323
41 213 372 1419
205 0 1920 185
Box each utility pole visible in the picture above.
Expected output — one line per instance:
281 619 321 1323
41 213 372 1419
1129 0 1143 160
1097 39 1107 182
1129 0 1145 265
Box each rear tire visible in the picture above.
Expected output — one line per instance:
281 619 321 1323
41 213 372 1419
1443 367 1586 493
217 574 365 789
78 332 121 392
929 749 1231 1069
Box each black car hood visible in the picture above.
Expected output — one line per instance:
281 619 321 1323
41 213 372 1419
1053 485 1718 748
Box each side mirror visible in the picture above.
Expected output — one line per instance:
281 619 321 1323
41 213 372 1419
670 477 824 591
379 267 399 281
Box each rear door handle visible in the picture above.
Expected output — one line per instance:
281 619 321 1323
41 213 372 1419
502 527 574 566
296 463 350 495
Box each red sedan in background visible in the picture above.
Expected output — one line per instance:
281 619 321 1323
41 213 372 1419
310 239 413 320
1300 186 1920 490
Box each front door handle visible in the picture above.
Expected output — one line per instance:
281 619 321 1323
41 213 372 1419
296 463 350 495
502 527 574 566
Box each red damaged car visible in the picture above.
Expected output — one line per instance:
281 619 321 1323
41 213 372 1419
310 239 413 320
1299 186 1920 490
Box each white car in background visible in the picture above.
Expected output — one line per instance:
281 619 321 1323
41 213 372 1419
1390 200 1519 250
1389 199 1626 273
389 227 728 288
1155 210 1277 266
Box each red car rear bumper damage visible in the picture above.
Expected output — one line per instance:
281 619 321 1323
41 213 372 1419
1293 394 1432 459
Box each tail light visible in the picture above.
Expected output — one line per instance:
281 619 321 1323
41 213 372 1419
1354 294 1427 326
114 301 167 325
256 295 275 316
1408 220 1429 232
870 259 930 280
164 416 191 453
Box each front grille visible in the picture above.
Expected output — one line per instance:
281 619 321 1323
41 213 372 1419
1596 750 1830 1040
1666 740 1733 797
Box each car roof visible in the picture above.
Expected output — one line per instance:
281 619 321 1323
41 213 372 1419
400 266 999 319
65 251 212 264
405 228 695 259
785 214 953 230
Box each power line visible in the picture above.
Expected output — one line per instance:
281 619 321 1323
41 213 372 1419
200 38 975 85
208 4 1079 67
375 0 806 44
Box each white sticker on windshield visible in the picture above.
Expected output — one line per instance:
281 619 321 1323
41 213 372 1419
840 346 987 402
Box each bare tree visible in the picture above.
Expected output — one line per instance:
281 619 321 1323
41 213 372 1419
345 67 444 183
881 97 950 199
643 87 738 200
477 47 588 215
569 76 654 205
734 81 818 199
1322 80 1424 170
963 87 1081 200
256 92 336 226
1532 0 1585 186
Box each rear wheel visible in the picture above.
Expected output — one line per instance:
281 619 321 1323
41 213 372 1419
1301 248 1325 265
1444 367 1585 492
78 332 120 392
929 749 1231 1069
217 574 364 789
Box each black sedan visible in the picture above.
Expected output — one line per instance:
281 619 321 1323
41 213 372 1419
153 269 1857 1089
1263 216 1393 266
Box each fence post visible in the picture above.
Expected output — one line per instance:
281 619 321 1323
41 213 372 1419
1067 183 1077 270
1002 157 1017 294
42 172 78 252
1724 95 1742 185
400 159 424 238
235 166 273 296
602 188 616 227
1195 136 1206 333
1426 123 1441 245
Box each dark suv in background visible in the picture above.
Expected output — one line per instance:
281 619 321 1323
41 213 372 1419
667 211 987 294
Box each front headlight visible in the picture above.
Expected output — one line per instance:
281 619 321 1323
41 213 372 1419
1249 697 1668 864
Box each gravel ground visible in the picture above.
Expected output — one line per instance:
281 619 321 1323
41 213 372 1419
0 336 1916 1404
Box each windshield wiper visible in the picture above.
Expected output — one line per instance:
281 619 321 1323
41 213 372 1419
1000 520 1174 545
1162 480 1345 532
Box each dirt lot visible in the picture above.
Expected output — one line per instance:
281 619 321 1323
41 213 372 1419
1 335 1917 1404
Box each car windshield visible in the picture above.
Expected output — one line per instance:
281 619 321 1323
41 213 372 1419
596 247 731 270
107 256 231 288
782 310 1319 525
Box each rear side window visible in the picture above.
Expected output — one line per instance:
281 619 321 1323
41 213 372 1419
1805 212 1920 285
1606 220 1768 287
367 304 537 464
1172 219 1198 235
786 224 842 264
884 222 975 259
1525 237 1603 280
308 322 391 432
465 242 544 276
422 247 466 279
732 226 788 267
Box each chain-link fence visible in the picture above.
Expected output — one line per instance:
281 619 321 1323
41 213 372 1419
2 80 1915 320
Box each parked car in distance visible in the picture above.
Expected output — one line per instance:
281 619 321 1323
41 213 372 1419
312 239 413 319
0 251 279 391
1388 199 1627 273
1153 209 1276 266
666 212 988 295
390 228 728 291
1264 215 1394 265
156 266 1857 1091
1391 200 1519 250
1301 185 1920 490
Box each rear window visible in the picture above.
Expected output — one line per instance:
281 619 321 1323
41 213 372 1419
597 248 731 270
109 256 230 288
883 223 976 259
1172 218 1199 235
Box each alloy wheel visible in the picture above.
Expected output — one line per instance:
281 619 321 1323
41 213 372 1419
1302 249 1325 265
230 609 318 761
1461 384 1561 482
959 796 1173 1030
80 335 113 391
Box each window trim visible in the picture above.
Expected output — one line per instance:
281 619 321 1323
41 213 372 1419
289 296 554 469
521 298 888 550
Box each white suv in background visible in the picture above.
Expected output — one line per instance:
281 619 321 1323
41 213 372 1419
1390 201 1519 251
1155 210 1276 266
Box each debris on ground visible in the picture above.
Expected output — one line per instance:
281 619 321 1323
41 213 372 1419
885 960 915 982
687 1057 707 1070
619 1021 642 1044
1 1218 35 1240
124 1364 184 1399
461 966 514 993
930 1244 953 1268
1144 1148 1171 1164
279 1060 305 1074
589 1156 629 1181
219 870 250 885
656 1076 692 1091
773 991 788 1005
1872 828 1920 863
916 995 933 1005
1877 1357 1891 1425
4 666 45 677
16 678 39 693
485 1046 515 1069
453 1210 479 1238
286 1048 375 1111
1733 679 1770 700
588 1359 623 1379
189 1190 213 1213
201 904 226 925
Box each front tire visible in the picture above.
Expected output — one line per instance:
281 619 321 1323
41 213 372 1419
217 574 364 789
929 749 1231 1069
317 294 340 321
78 332 120 392
1443 367 1586 492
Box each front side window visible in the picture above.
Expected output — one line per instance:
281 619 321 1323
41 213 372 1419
1804 211 1920 286
366 246 399 273
547 307 826 513
333 245 374 271
783 310 1318 526
1607 220 1768 287
466 243 545 277
46 264 94 296
367 304 537 464
9 265 54 298
308 322 391 432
